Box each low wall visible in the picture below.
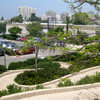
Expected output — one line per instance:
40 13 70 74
1 83 100 100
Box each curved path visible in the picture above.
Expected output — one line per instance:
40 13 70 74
20 87 100 100
0 69 34 90
0 62 100 90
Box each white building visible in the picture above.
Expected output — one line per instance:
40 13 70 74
18 6 37 20
41 11 56 20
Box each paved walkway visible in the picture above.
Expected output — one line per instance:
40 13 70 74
20 87 100 100
0 63 100 91
0 72 22 90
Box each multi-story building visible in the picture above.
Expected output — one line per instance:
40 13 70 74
18 6 37 20
41 11 56 20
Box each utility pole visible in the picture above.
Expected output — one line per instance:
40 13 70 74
4 49 6 68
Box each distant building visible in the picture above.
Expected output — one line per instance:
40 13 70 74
18 6 37 20
41 11 56 20
60 12 69 21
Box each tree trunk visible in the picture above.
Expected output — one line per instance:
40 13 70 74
35 45 39 72
67 23 69 32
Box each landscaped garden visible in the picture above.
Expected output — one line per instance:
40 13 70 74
57 72 100 87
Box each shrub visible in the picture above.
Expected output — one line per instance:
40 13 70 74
0 90 8 97
0 65 7 74
63 79 74 86
4 48 16 56
8 62 31 70
36 85 44 89
76 73 100 85
58 79 73 87
7 84 22 94
58 82 64 87
8 58 49 70
0 84 22 97
15 62 70 85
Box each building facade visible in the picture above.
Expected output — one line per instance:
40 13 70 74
18 6 37 20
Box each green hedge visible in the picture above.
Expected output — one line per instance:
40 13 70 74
0 65 7 74
0 34 19 40
15 62 69 85
8 58 49 70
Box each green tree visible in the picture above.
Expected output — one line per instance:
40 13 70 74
26 22 41 37
1 16 4 21
66 16 70 32
0 23 6 33
72 12 90 25
8 26 22 37
29 13 41 22
10 15 23 23
23 34 46 72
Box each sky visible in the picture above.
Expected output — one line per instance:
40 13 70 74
0 0 96 18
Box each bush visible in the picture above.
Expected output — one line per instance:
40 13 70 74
15 62 70 85
0 90 8 97
51 52 82 62
7 84 22 94
36 85 44 89
8 58 49 70
76 73 100 85
4 48 16 56
0 65 7 74
0 34 19 40
58 79 73 87
0 84 22 97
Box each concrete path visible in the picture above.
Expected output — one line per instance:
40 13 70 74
20 87 100 100
0 62 100 91
45 66 100 88
0 72 21 90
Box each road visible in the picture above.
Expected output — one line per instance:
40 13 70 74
0 49 62 67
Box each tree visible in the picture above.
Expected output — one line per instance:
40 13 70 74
23 34 46 72
72 12 90 25
0 23 6 33
10 15 23 23
1 16 4 21
8 26 22 37
64 0 100 10
26 22 41 37
29 13 41 22
66 16 70 32
64 0 100 24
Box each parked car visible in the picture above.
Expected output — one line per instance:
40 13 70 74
15 46 35 55
20 36 28 41
0 47 4 56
